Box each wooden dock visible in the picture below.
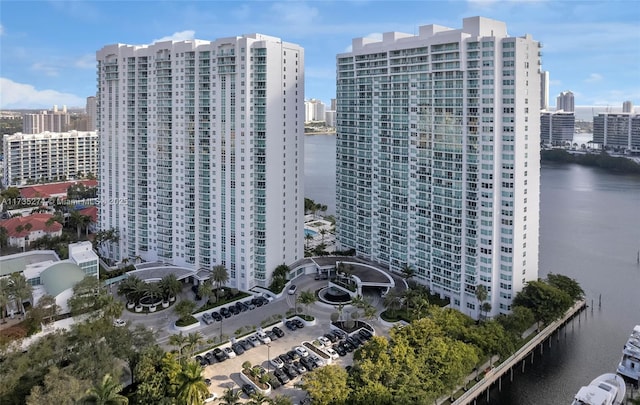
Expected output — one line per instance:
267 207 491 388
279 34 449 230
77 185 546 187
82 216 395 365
450 300 588 405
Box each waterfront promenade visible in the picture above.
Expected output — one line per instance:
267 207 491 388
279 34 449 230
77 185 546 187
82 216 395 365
443 300 587 405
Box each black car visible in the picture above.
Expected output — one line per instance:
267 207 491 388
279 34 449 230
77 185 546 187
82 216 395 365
228 305 239 315
352 334 366 345
211 311 222 322
285 320 297 330
231 343 245 355
266 330 277 341
273 368 290 384
333 344 347 357
284 364 299 379
272 326 285 338
341 341 355 352
251 297 264 307
204 351 215 365
359 329 373 340
242 384 256 396
324 332 338 343
287 350 300 361
238 339 252 351
196 355 208 367
346 336 361 348
220 307 231 318
292 319 304 329
332 329 347 339
268 374 282 389
204 378 212 386
236 301 248 312
213 348 227 362
279 354 293 365
300 356 317 371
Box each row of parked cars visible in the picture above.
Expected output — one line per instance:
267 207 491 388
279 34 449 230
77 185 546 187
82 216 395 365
201 296 271 325
195 326 286 368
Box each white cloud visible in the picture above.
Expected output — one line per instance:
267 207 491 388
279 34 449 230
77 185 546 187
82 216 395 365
74 53 96 69
152 30 196 43
30 62 59 77
585 73 603 83
0 78 85 109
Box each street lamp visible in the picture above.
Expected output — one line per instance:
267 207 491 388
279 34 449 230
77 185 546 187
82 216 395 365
267 343 271 373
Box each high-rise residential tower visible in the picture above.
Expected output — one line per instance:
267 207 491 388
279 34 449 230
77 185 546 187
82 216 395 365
540 70 549 110
556 91 575 112
86 96 97 131
540 111 575 146
336 16 541 318
622 100 634 113
23 106 71 134
97 34 305 289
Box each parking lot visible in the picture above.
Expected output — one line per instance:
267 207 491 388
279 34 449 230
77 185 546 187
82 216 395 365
201 318 356 402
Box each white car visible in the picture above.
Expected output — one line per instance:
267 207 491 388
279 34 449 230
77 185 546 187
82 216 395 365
324 347 339 360
294 346 309 358
287 284 297 295
113 319 126 327
223 347 236 359
270 357 285 369
317 336 331 347
256 331 271 344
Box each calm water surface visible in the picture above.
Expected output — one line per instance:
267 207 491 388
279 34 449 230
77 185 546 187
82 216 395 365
304 134 640 404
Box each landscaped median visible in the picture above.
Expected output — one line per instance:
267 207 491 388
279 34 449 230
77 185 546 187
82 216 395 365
240 362 272 395
302 341 332 364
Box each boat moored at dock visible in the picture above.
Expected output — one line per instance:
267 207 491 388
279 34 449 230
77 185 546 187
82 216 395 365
571 373 626 405
617 325 640 383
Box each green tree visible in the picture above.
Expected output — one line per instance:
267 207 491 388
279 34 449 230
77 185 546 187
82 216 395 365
271 395 294 405
247 391 271 405
35 294 60 324
218 385 242 405
158 274 182 300
68 276 107 317
174 300 197 321
118 275 145 304
184 332 204 358
297 289 317 315
82 373 128 405
168 332 189 356
26 366 88 405
175 361 208 405
209 264 229 302
475 284 489 319
0 277 11 323
513 280 573 325
497 305 535 338
400 263 416 280
8 272 33 314
546 273 584 302
301 365 350 405
383 291 402 318
69 210 91 239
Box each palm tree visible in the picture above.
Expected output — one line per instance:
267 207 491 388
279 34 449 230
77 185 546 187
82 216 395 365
319 228 327 243
209 264 229 302
117 276 145 304
383 291 402 318
82 373 128 404
8 273 33 315
271 395 293 405
69 210 90 239
185 332 204 357
159 274 182 301
218 385 242 405
400 263 416 280
0 277 10 323
475 284 489 320
176 361 209 405
297 289 317 315
174 300 196 322
168 332 189 356
304 233 313 249
248 391 271 405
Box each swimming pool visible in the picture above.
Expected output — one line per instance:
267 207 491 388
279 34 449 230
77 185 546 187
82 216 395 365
304 228 318 237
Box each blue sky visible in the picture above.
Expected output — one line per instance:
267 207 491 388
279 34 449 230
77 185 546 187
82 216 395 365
1 0 638 110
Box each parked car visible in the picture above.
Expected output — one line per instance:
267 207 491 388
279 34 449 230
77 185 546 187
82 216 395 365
236 301 248 312
251 297 264 307
294 346 309 358
231 343 245 356
279 354 293 365
204 352 215 365
324 347 339 360
292 360 307 374
273 368 290 384
220 307 231 318
201 312 214 325
284 364 299 379
204 378 212 386
359 329 373 340
241 384 256 396
196 355 208 367
287 284 297 295
266 330 277 341
211 311 222 322
324 332 338 343
292 319 305 329
238 340 252 351
228 305 239 315
346 336 361 348
287 350 301 361
248 335 261 347
245 300 256 310
270 357 285 369
268 374 282 389
223 347 236 359
300 356 317 371
213 348 227 362
285 320 298 331
272 326 285 338
341 341 355 352
332 329 347 339
317 336 331 347
256 331 271 344
333 344 347 357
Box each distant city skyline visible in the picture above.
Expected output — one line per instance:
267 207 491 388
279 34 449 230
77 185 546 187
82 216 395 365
1 1 638 109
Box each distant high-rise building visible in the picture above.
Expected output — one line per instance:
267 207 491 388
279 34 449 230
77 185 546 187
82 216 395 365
324 110 336 128
23 106 71 134
540 111 575 146
556 91 575 112
96 34 304 289
2 131 98 186
593 113 640 151
304 99 326 122
86 96 97 131
540 71 549 110
336 16 541 319
330 98 336 111
622 101 634 113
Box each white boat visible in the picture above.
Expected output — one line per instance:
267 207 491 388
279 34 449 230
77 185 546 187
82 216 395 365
617 325 640 383
571 373 626 405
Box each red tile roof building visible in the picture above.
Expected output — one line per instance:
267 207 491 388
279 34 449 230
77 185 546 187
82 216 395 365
0 213 63 249
19 180 97 199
